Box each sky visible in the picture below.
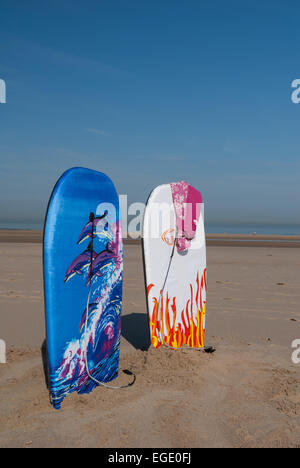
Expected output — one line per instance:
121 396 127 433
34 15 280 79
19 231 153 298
0 0 299 230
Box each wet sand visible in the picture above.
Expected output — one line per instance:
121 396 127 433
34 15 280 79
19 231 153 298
0 241 299 447
1 230 300 247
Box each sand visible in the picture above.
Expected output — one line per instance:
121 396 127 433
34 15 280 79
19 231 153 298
0 239 300 448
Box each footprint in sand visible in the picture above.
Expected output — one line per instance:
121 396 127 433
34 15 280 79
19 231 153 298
0 291 41 300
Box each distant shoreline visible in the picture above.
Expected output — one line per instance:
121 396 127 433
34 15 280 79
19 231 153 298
1 229 300 247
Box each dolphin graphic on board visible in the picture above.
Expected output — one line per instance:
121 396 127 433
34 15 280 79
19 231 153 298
64 245 97 283
86 243 119 285
77 211 112 244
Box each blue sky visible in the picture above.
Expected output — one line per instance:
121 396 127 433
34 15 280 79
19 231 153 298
0 0 299 228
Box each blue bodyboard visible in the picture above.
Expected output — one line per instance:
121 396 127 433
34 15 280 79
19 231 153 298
43 167 123 409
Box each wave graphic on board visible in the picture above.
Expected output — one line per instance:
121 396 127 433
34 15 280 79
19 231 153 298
50 218 123 409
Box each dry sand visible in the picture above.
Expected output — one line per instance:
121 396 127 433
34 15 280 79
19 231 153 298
0 238 300 448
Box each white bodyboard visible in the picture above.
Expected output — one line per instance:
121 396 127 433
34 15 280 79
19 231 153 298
143 183 207 349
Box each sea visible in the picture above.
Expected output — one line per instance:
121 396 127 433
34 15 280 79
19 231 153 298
0 221 299 236
204 223 300 236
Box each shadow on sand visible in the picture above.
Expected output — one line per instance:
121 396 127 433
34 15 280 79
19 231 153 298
41 340 50 389
121 313 150 351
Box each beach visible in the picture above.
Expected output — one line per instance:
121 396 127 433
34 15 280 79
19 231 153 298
0 233 299 447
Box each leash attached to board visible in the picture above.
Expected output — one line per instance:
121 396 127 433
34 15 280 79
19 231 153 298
84 212 136 389
157 226 215 353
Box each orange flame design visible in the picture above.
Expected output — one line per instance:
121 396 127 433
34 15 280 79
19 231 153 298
147 268 207 349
